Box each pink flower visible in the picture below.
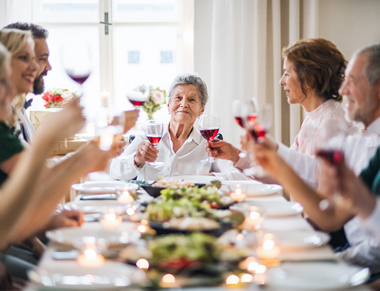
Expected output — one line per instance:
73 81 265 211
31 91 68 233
151 90 165 104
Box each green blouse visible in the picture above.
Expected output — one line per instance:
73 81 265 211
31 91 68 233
0 122 24 186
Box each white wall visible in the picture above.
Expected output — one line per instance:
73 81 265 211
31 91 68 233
194 0 213 114
319 0 380 60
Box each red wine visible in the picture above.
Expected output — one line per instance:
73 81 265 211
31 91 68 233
234 116 245 128
129 99 146 107
68 74 90 85
248 114 257 126
200 128 219 141
147 135 161 146
250 124 266 141
316 150 343 164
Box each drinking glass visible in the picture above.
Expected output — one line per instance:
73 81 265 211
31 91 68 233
146 120 164 168
315 124 347 211
126 84 150 109
232 98 258 129
62 44 92 95
199 114 219 163
94 109 125 151
243 104 273 177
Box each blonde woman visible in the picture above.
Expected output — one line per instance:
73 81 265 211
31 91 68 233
0 29 38 186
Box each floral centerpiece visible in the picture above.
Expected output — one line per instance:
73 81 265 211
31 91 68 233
141 86 167 120
41 88 79 109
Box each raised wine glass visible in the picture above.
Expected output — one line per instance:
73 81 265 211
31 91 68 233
232 98 258 129
94 109 125 151
199 114 220 163
126 84 150 109
315 123 347 211
146 120 164 168
243 104 273 177
62 44 92 95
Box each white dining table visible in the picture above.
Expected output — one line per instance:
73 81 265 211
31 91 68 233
24 185 373 291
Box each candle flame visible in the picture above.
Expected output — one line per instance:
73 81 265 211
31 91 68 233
126 208 135 216
226 275 240 285
241 274 253 283
263 239 275 250
84 248 97 260
236 188 241 194
248 261 259 271
236 234 244 241
138 225 147 233
106 212 116 221
256 265 267 274
136 259 149 269
162 274 175 283
250 211 260 219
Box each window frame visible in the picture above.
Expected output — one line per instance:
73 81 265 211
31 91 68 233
31 0 194 107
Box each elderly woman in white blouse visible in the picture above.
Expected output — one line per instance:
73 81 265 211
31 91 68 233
110 74 246 181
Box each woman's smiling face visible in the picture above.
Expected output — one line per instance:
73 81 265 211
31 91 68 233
168 84 204 125
10 41 38 95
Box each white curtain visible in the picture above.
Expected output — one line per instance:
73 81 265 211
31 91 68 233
0 0 33 28
208 0 319 147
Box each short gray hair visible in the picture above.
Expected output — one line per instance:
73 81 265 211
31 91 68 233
167 74 209 107
354 43 380 85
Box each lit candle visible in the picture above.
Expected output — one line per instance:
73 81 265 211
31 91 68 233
230 188 246 202
136 258 149 270
100 210 122 229
100 90 110 107
99 126 114 151
256 234 280 266
240 274 253 283
161 274 176 288
226 274 240 285
118 190 135 203
77 247 105 267
244 209 263 230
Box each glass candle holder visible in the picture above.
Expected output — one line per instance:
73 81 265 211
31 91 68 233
256 232 281 267
229 183 247 203
100 208 122 229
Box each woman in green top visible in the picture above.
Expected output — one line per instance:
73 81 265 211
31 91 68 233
0 29 38 186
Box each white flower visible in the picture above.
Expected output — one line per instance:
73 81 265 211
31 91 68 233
151 91 164 104
61 91 73 99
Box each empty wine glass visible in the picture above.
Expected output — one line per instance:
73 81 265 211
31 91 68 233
146 120 164 168
315 124 347 211
199 114 219 163
93 109 125 151
126 84 150 109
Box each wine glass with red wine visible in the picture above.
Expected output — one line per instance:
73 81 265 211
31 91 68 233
243 104 273 177
199 114 219 163
315 124 347 210
126 84 150 109
146 120 164 168
232 98 258 129
62 45 92 92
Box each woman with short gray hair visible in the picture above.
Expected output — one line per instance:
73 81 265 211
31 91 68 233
110 74 245 181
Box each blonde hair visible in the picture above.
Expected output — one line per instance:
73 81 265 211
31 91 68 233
0 29 34 128
0 42 10 73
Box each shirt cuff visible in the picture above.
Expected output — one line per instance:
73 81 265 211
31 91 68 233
362 198 380 238
234 153 252 170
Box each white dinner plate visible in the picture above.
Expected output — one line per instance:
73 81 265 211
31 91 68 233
222 181 282 197
65 200 129 214
71 181 138 194
265 262 369 290
231 201 303 218
163 175 223 184
46 227 141 246
275 231 330 249
28 261 146 290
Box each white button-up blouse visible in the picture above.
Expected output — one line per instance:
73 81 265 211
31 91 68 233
110 123 248 181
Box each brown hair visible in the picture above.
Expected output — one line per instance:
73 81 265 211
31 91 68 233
282 38 347 102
